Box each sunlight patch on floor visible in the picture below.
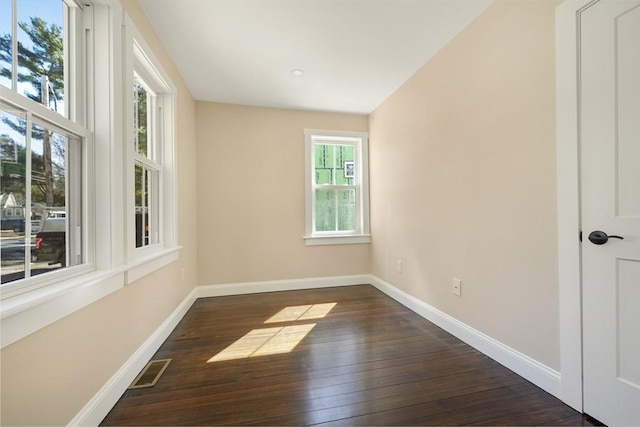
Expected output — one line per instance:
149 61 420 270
207 324 316 362
264 302 337 323
207 303 337 363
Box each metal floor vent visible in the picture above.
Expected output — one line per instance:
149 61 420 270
129 359 172 389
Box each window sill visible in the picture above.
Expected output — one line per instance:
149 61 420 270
304 234 371 246
0 246 181 349
126 246 181 284
0 268 124 348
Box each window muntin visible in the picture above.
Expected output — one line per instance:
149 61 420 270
305 130 370 244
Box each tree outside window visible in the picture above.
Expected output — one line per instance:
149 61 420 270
1 0 83 284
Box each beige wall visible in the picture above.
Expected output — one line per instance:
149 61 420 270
196 102 370 285
369 0 561 369
1 0 565 424
0 0 198 424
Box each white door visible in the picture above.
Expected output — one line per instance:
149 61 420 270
580 0 640 425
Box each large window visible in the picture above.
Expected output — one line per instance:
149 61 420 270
304 129 370 245
1 0 86 288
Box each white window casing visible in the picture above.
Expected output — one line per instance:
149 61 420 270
0 0 93 297
1 0 111 348
304 129 371 246
124 17 178 277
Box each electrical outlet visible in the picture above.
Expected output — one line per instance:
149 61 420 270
396 260 403 273
452 278 462 296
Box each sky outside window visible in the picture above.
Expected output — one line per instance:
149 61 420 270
1 0 65 114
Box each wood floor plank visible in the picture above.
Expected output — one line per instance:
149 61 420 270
100 285 591 426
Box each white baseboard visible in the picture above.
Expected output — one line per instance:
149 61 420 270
68 288 199 427
368 275 561 397
197 274 371 298
70 273 561 426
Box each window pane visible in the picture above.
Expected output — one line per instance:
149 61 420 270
147 167 159 245
335 145 354 185
134 80 148 157
135 163 145 247
1 108 81 284
135 163 159 248
315 188 356 232
1 107 28 283
31 124 66 210
314 144 354 185
16 0 66 115
314 145 333 185
0 0 12 89
31 124 77 272
336 189 356 231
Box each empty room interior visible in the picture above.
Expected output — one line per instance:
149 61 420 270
1 0 638 425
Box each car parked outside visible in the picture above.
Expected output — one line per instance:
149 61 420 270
34 217 66 266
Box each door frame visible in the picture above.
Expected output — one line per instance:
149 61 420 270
555 0 599 412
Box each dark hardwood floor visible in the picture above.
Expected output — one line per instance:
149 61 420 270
101 285 595 426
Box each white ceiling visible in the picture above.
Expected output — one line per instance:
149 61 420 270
138 0 493 114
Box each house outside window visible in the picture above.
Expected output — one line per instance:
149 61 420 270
304 129 370 246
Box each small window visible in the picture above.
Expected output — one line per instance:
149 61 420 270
304 129 370 245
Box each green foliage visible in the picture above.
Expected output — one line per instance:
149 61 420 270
0 133 66 207
0 16 66 207
134 81 148 156
0 17 64 104
1 133 25 189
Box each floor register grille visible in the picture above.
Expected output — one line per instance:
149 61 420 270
128 359 171 389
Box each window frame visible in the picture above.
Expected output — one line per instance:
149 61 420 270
304 129 371 246
123 15 178 278
133 72 161 250
0 0 93 297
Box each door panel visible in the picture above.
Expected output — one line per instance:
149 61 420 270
617 259 640 387
616 5 640 216
580 0 640 425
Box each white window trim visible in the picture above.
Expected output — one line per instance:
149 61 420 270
304 129 371 246
0 0 180 349
303 234 372 246
124 16 178 265
0 0 113 348
0 0 93 297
